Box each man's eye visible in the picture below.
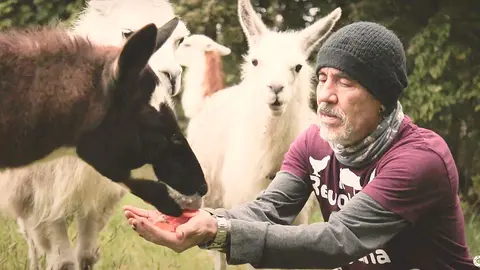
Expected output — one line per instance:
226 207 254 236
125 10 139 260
318 76 327 83
339 79 352 87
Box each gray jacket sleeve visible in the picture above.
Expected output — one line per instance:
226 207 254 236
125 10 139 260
215 171 409 269
214 171 313 225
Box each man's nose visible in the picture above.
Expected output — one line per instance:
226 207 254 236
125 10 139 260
316 80 338 104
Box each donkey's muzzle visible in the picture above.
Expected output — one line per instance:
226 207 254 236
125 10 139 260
197 183 208 196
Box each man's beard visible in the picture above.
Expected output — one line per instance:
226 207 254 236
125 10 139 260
316 102 353 145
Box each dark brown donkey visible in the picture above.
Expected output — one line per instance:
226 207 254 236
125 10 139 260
0 18 207 216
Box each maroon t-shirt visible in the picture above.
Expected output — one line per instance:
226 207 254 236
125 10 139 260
281 116 476 269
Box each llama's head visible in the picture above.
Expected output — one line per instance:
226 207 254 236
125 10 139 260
175 34 231 67
238 0 341 116
76 20 207 216
72 0 189 103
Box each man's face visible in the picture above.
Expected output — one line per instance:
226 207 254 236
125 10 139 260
315 67 382 146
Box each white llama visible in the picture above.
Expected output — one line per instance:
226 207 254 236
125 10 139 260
186 1 341 269
0 1 197 270
71 0 189 109
175 34 232 119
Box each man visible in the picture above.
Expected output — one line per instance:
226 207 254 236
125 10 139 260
124 22 476 269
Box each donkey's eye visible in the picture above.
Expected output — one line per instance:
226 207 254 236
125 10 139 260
252 59 258 66
294 64 303 73
171 133 184 145
121 30 134 39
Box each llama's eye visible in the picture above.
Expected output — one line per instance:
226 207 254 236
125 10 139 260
176 37 185 47
121 30 134 39
252 59 258 66
294 64 302 73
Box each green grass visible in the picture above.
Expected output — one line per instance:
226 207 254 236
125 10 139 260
0 194 478 269
0 194 244 270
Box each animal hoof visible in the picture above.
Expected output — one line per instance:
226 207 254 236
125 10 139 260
80 256 98 270
79 247 100 270
59 262 75 270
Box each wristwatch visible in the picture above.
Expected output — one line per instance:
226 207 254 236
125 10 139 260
198 208 230 252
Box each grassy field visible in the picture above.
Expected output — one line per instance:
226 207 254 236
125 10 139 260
0 194 478 270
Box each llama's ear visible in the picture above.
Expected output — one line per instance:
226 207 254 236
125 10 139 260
206 42 231 56
299 7 342 55
154 17 179 52
115 23 158 78
238 0 268 46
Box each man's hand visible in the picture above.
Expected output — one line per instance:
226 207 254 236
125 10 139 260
123 205 218 253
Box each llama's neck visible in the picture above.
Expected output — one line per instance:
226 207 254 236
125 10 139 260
181 58 206 118
181 51 225 118
229 85 312 191
247 86 312 141
183 57 206 98
203 51 225 97
230 85 312 183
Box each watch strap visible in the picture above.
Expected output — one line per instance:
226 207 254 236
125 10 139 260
199 208 230 252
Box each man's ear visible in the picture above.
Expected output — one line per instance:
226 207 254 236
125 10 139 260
114 23 158 79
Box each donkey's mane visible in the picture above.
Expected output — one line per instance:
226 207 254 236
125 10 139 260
0 26 118 100
0 26 117 61
0 25 120 166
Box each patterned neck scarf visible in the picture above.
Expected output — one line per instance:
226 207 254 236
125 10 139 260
329 102 404 168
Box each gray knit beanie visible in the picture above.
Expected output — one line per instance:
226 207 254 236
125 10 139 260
316 22 408 111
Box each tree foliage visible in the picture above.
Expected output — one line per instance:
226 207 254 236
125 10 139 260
0 0 85 29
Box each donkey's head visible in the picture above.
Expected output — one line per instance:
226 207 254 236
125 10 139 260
175 34 231 67
238 0 341 116
72 0 189 104
76 19 207 216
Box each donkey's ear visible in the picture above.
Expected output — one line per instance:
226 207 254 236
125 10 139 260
298 7 342 55
154 17 179 53
238 0 268 46
115 23 158 78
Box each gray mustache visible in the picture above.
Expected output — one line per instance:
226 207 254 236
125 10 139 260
317 103 345 121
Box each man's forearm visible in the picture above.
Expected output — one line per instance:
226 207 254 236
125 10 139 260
225 192 409 269
214 171 313 225
202 171 311 257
